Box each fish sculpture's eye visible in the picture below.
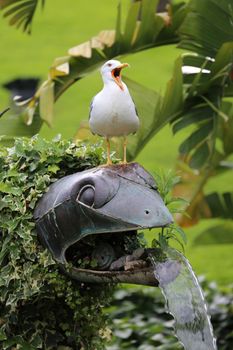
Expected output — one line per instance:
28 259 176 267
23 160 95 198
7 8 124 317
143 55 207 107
76 185 95 207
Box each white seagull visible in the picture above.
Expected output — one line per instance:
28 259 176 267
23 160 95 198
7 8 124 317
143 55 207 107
89 59 140 165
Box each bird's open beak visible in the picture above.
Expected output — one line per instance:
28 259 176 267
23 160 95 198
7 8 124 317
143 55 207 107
111 63 129 90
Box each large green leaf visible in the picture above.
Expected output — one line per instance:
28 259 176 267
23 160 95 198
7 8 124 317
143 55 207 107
133 0 164 47
204 192 233 219
172 105 213 134
123 77 161 160
168 0 233 226
178 0 233 57
179 121 212 155
189 141 210 169
39 80 55 127
193 222 233 246
221 102 233 156
171 42 233 169
0 110 42 146
0 0 45 34
172 100 233 226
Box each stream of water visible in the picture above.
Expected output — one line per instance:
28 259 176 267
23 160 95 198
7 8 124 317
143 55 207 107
149 247 217 350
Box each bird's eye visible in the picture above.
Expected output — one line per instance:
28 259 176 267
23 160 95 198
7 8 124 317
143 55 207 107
107 63 112 67
76 185 95 207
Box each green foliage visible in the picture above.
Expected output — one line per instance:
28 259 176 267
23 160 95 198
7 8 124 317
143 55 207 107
179 0 233 56
151 169 187 250
0 135 114 350
0 0 45 34
106 287 181 350
205 192 233 220
168 0 233 230
106 280 233 350
170 0 233 229
172 44 233 169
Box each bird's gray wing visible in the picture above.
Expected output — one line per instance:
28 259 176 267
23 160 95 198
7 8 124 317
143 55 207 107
134 103 139 118
89 97 95 120
89 97 96 135
132 98 139 135
131 97 139 118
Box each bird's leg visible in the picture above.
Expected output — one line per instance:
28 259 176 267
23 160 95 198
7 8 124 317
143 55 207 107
123 136 127 164
106 137 112 165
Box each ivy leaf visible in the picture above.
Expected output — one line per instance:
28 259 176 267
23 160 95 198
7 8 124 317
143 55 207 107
0 182 22 195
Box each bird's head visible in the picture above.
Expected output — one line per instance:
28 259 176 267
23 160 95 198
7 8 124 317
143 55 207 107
101 59 129 90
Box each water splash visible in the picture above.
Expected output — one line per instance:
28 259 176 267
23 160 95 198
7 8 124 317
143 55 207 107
149 247 217 350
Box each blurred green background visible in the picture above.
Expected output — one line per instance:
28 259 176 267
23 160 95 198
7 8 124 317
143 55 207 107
0 0 232 285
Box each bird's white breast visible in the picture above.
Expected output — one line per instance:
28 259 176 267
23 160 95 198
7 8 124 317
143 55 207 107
89 82 139 137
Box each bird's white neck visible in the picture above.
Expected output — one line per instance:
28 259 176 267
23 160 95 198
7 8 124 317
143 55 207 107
102 74 113 86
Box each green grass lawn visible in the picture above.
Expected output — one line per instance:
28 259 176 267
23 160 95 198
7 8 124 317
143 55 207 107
0 0 232 285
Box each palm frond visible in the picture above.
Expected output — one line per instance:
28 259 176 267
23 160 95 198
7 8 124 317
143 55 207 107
178 0 233 57
171 0 233 169
171 42 233 169
173 100 233 227
205 191 233 219
0 0 45 34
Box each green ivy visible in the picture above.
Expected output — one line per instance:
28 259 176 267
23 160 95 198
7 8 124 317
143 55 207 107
0 135 114 350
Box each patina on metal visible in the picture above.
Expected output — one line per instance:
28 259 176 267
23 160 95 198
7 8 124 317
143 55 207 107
34 162 173 286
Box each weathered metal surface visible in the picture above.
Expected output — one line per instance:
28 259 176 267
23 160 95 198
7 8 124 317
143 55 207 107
61 265 159 286
34 162 173 285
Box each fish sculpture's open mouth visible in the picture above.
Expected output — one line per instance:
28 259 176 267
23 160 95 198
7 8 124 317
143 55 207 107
65 229 163 286
34 163 173 286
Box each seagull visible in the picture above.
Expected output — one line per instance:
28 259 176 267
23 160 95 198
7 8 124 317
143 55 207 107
89 59 140 165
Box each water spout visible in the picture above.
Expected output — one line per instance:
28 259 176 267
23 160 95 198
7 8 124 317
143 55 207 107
149 247 217 350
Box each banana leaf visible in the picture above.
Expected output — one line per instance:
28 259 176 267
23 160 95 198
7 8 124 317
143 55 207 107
171 42 233 169
205 192 233 220
173 99 233 227
178 0 233 57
